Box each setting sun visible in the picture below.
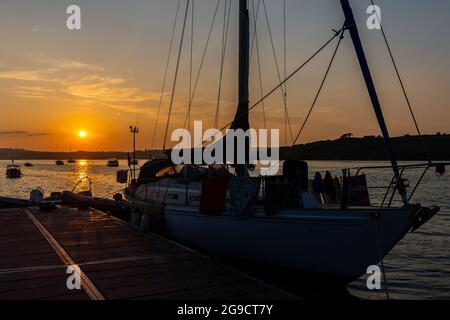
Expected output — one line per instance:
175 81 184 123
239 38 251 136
79 130 87 138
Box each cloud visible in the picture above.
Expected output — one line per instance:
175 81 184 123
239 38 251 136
56 60 104 72
0 131 49 137
0 70 48 82
13 86 56 99
0 57 160 113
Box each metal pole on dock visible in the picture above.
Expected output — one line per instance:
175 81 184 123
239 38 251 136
129 126 139 180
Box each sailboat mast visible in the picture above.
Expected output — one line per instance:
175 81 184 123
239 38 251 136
231 0 250 132
230 0 250 177
340 0 400 176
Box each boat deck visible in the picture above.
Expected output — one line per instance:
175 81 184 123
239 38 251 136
0 206 295 300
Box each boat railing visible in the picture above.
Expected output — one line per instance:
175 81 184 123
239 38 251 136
345 162 449 207
72 176 93 193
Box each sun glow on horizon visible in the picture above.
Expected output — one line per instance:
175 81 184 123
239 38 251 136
79 130 87 138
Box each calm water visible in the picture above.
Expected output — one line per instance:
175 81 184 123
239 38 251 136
1 159 449 300
0 159 129 199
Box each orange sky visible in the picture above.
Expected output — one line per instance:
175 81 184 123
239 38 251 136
1 0 449 152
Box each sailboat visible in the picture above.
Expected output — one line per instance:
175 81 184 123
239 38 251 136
126 0 448 282
68 145 76 163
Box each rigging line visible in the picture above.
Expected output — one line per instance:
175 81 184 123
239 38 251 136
197 28 344 148
251 0 267 129
151 0 181 149
262 0 294 145
291 27 345 147
267 27 346 173
163 0 190 151
214 0 232 129
187 0 195 131
370 0 430 161
183 0 221 129
369 0 421 136
249 0 262 64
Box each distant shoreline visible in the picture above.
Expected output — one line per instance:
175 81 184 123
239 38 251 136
1 134 449 161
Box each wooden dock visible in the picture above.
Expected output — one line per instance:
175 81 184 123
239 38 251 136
0 207 295 300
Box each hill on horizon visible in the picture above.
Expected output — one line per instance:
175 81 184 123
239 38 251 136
0 134 449 161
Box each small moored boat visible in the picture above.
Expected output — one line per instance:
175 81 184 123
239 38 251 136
6 164 22 179
55 160 65 166
107 158 120 167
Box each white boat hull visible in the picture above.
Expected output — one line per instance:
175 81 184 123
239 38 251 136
163 205 418 281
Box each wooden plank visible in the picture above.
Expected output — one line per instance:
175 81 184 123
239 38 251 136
0 207 296 300
0 280 86 300
23 208 105 300
0 252 62 269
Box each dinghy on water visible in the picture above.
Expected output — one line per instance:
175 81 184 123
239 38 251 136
55 160 64 166
126 0 448 282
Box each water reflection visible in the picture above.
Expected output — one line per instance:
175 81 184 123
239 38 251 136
0 159 129 199
78 160 88 167
75 161 91 193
